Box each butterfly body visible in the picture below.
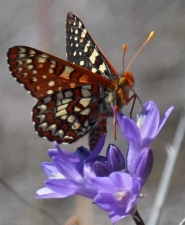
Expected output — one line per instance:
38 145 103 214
7 12 134 150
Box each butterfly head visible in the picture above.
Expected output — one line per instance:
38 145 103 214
120 71 134 88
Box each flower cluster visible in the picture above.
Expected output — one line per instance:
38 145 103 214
36 101 174 224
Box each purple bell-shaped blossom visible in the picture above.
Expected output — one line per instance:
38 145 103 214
92 172 141 224
117 100 174 173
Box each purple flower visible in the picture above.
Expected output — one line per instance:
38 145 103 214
92 172 141 224
36 135 107 199
117 100 174 173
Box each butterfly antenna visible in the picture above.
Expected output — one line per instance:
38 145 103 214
122 44 127 72
126 31 155 72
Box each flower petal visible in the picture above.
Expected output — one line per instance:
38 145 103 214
53 157 83 181
85 134 106 162
94 193 115 211
41 162 58 177
45 179 79 196
36 187 67 198
141 106 160 147
92 177 116 193
110 172 132 189
157 106 174 135
117 113 141 146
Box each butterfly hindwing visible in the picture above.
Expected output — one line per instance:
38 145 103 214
88 118 107 150
66 12 118 80
33 85 106 145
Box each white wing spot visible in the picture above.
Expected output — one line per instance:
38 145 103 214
89 49 99 64
55 130 64 139
79 98 91 107
73 51 77 56
72 120 81 130
42 75 47 78
62 98 72 104
74 106 81 112
18 47 26 53
32 70 37 74
99 63 106 72
49 68 54 73
81 29 87 38
29 50 36 55
26 59 32 64
80 108 91 115
75 30 78 34
64 135 74 140
39 122 48 131
57 104 68 111
17 67 22 73
60 115 68 120
27 65 34 70
74 37 78 41
67 115 76 123
36 114 46 123
37 57 47 63
48 81 55 86
55 109 67 117
18 54 26 59
46 124 57 135
80 61 84 66
92 68 97 73
37 105 47 113
47 90 54 95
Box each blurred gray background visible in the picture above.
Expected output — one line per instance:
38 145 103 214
0 0 185 225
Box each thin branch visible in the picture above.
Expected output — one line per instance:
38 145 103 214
179 217 185 225
148 107 185 225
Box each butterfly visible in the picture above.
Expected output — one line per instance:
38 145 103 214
7 12 137 150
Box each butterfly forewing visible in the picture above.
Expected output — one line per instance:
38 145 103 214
66 12 118 80
7 46 112 99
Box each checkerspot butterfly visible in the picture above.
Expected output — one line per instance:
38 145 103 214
7 12 154 150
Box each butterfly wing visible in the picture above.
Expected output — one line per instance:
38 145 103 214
7 46 112 99
33 85 105 145
66 12 118 80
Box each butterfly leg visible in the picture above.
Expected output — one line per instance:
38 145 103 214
128 93 142 119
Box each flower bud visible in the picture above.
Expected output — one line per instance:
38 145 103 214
106 144 125 171
94 161 112 177
133 147 153 186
